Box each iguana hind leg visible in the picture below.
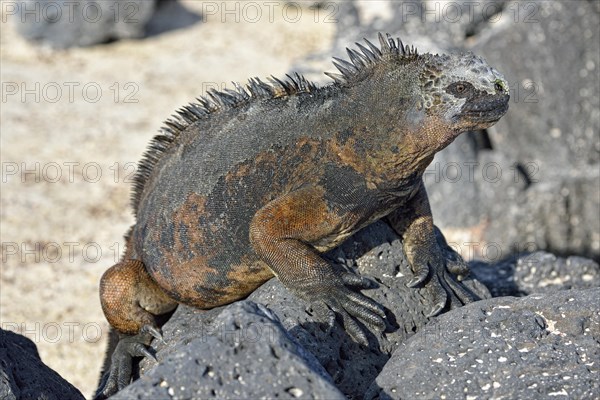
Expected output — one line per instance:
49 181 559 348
96 259 177 399
99 259 177 334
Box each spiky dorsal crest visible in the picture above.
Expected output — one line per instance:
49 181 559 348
131 33 414 212
131 72 317 213
325 33 419 86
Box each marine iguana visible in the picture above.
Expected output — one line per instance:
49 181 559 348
95 33 509 397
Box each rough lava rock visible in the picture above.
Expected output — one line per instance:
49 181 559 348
366 288 600 399
119 301 345 399
0 328 84 400
470 251 600 297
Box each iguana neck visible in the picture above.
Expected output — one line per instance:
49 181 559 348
323 79 455 192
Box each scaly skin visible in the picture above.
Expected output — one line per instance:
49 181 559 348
95 33 509 398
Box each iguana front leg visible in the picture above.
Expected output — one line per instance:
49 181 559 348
386 181 479 317
250 185 386 345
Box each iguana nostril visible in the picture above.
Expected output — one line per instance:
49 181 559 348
494 80 506 93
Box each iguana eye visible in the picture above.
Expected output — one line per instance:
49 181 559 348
494 81 504 93
445 82 471 97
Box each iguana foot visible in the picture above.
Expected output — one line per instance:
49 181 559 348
94 325 163 400
407 245 478 318
303 272 386 346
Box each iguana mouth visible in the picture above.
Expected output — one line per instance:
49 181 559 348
462 93 509 123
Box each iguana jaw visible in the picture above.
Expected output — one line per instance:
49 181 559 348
458 92 510 127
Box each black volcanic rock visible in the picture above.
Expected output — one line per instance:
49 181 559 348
0 329 84 400
366 288 600 399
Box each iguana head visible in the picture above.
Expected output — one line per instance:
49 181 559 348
327 33 509 154
418 52 510 132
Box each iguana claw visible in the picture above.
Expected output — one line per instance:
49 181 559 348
140 324 165 344
94 324 162 400
304 273 386 346
409 248 479 318
406 264 429 287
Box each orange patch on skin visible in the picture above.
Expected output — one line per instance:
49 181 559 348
223 137 327 204
325 121 451 192
249 185 360 281
150 183 277 309
329 135 364 169
410 115 466 154
170 193 211 252
224 256 273 297
149 192 225 306
224 158 256 184
262 186 339 242
283 139 325 193
163 256 273 309
155 255 217 306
